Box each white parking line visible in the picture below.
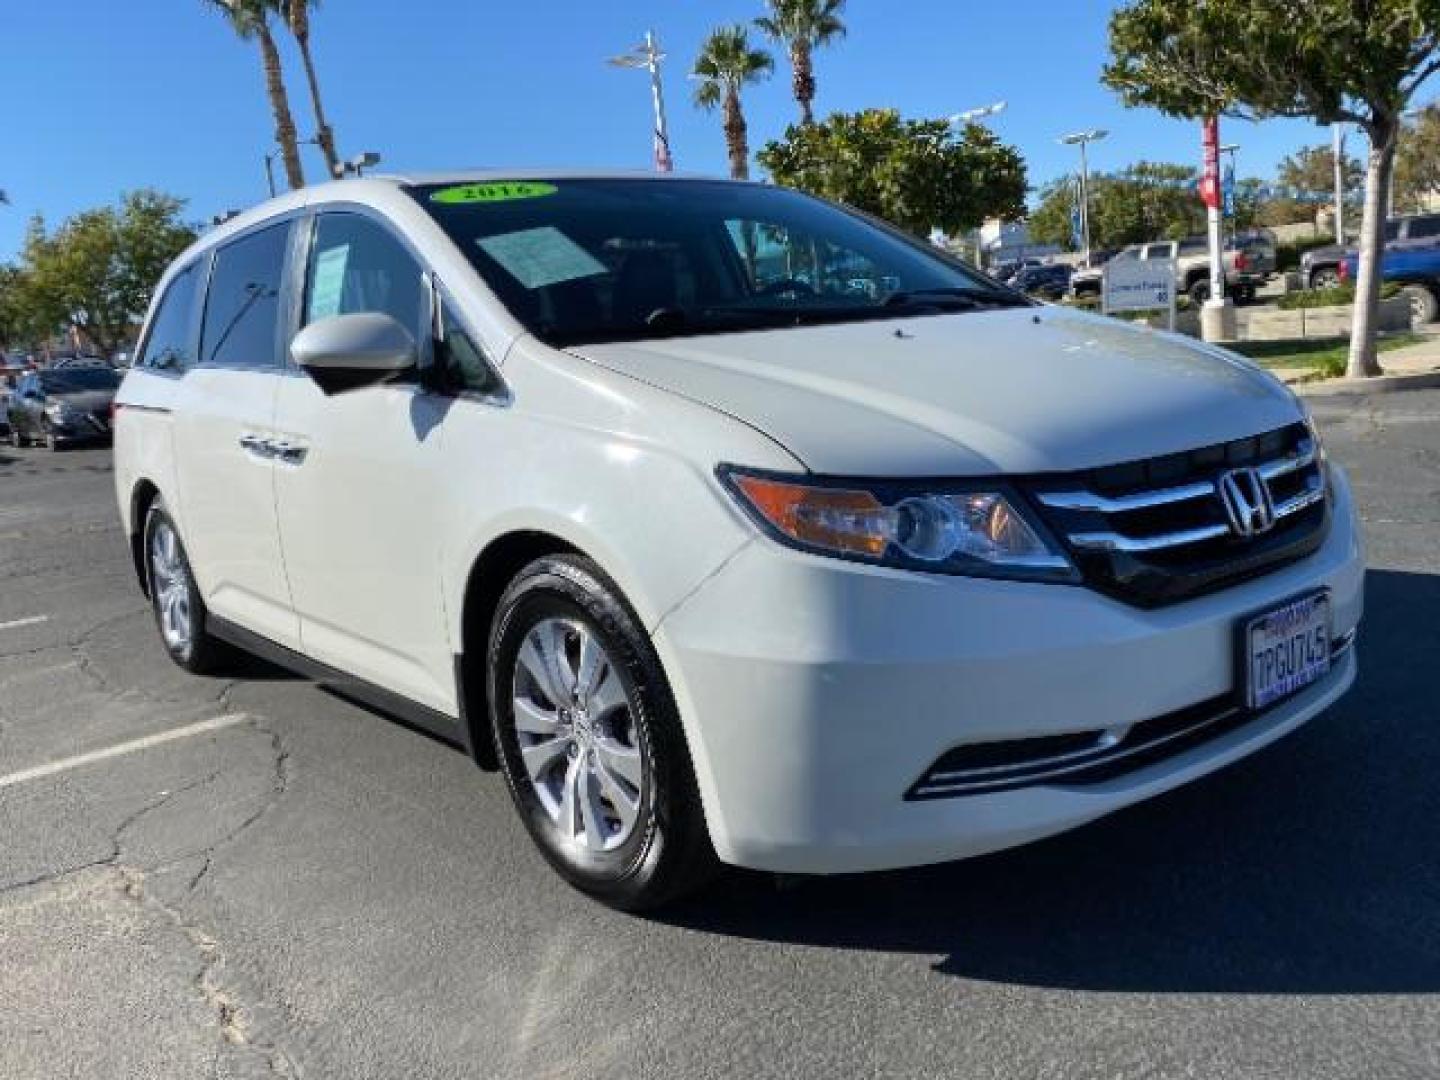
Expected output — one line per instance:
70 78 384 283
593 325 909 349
0 714 249 790
0 615 48 632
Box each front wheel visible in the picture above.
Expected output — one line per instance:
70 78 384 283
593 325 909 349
1401 284 1439 326
1310 268 1340 290
487 555 715 911
1187 278 1211 305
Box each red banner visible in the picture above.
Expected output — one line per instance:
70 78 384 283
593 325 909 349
1199 116 1221 210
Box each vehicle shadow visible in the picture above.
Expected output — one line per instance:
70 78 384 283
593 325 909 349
661 568 1440 994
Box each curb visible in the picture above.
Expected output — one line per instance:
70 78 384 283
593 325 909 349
1292 368 1440 396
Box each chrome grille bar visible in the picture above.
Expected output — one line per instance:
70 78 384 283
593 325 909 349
1034 478 1214 514
1068 523 1230 553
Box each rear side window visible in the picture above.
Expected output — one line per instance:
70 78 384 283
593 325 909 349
201 222 291 369
304 213 424 339
138 264 199 372
1407 216 1440 240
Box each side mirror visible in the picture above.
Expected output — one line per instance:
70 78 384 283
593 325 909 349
290 312 417 396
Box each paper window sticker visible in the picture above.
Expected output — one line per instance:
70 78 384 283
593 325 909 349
476 227 608 290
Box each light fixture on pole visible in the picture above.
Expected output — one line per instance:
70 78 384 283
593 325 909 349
1059 129 1108 267
949 101 1007 127
336 151 382 179
608 30 674 173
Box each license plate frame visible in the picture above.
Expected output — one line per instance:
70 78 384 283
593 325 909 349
1241 589 1332 711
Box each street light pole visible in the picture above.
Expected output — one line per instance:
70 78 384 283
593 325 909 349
608 30 674 173
1060 129 1108 267
949 103 1006 264
1332 123 1347 243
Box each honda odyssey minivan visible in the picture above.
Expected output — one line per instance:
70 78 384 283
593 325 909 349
115 172 1362 909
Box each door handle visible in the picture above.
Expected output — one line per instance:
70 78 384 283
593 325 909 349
238 433 271 458
269 439 308 465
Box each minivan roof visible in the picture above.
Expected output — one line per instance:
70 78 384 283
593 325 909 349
172 169 738 273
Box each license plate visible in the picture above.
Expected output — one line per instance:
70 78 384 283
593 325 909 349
1243 592 1331 710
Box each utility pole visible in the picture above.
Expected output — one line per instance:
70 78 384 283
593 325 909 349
608 31 674 173
1059 129 1107 266
1332 123 1347 243
950 103 1006 265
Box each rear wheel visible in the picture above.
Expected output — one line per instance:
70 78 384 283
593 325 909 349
488 555 715 911
1187 278 1211 305
1310 267 1340 290
1401 283 1439 326
144 499 230 674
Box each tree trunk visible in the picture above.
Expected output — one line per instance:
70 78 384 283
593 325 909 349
294 30 341 178
256 25 305 190
723 89 749 181
791 44 815 125
1346 124 1397 379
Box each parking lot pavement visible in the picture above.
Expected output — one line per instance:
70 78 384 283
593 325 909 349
2 396 1439 1080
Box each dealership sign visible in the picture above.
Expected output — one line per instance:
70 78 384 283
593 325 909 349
1102 255 1178 331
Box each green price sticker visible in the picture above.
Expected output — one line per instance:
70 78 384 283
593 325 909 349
429 182 558 205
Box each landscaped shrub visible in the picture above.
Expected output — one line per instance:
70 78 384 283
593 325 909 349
1276 282 1401 310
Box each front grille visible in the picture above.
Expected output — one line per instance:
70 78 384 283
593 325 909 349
1025 422 1329 607
905 630 1355 801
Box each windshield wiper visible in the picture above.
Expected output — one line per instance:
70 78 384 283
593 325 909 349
882 286 1030 310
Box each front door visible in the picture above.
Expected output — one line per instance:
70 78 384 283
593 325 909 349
272 211 455 713
171 221 299 649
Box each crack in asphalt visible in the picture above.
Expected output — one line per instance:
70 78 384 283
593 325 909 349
2 715 299 1077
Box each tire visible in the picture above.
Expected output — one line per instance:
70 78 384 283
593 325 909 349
1187 278 1211 305
487 555 715 911
1235 285 1256 305
1310 268 1340 290
143 498 230 674
1401 283 1439 326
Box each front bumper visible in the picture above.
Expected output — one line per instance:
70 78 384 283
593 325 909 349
653 466 1364 874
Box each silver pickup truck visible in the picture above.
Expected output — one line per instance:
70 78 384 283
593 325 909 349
1072 236 1273 303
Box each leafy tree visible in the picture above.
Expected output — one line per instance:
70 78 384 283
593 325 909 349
692 25 774 181
1276 144 1363 202
17 192 196 357
278 0 341 178
1393 104 1440 212
1103 0 1440 377
758 109 1027 237
1027 162 1205 250
204 0 305 190
754 0 846 125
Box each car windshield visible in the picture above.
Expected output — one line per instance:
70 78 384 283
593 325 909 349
39 368 119 393
409 178 1026 346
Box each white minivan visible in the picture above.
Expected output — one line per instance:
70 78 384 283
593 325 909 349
115 172 1362 909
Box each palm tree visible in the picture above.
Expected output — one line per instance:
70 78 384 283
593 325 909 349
278 0 341 178
754 0 846 125
692 26 773 180
204 0 306 190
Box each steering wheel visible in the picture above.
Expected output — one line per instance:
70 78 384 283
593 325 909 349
756 277 816 298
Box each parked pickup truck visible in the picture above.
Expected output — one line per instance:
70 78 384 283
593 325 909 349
1303 212 1440 289
1074 237 1270 304
1339 242 1440 324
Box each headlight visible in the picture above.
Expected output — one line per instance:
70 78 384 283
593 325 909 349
719 467 1078 582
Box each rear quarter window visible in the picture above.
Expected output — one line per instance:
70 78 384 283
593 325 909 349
138 263 200 373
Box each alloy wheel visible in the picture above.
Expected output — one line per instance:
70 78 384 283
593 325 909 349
510 617 647 853
149 520 193 653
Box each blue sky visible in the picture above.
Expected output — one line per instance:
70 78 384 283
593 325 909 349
2 0 1347 259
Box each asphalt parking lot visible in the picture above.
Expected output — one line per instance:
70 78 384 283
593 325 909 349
2 391 1438 1080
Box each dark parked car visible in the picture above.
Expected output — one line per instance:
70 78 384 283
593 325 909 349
1012 263 1072 300
6 366 120 449
1302 212 1440 289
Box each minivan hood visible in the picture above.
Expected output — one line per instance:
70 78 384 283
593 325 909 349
571 307 1301 476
